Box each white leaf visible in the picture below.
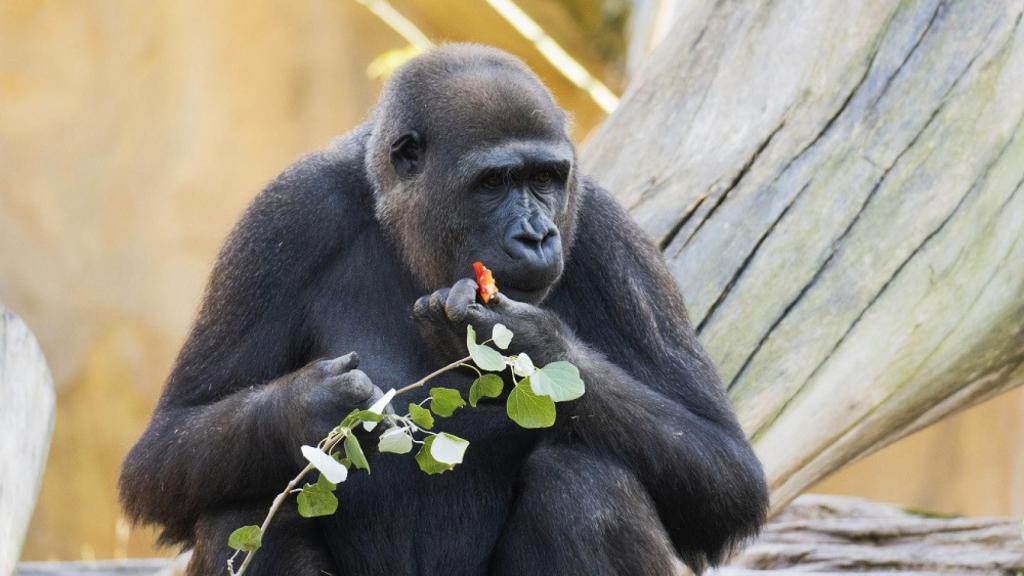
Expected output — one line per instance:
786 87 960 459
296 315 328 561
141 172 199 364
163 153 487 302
512 353 536 377
430 432 469 465
301 445 348 484
377 427 413 454
363 388 396 431
491 324 513 350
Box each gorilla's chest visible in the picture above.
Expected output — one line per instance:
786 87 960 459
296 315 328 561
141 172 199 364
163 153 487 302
312 327 533 574
319 418 532 574
305 236 538 574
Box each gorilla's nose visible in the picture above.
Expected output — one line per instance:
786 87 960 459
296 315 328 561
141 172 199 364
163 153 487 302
506 219 559 262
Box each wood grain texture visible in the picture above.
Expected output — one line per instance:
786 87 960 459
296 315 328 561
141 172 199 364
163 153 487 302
16 559 172 576
721 495 1024 573
1 306 56 575
16 496 1023 575
583 0 1024 511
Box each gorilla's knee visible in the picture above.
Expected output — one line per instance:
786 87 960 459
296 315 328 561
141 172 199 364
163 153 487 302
188 505 334 576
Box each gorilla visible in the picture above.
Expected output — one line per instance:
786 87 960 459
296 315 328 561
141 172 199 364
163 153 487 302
120 44 767 575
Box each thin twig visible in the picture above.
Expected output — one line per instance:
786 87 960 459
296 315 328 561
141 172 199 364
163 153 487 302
231 463 315 575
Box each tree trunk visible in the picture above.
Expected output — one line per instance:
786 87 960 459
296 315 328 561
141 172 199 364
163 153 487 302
1 306 56 575
582 0 1024 512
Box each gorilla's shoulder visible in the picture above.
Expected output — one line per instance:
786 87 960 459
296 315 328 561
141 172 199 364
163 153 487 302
214 126 375 282
260 125 375 227
574 177 652 248
564 177 668 290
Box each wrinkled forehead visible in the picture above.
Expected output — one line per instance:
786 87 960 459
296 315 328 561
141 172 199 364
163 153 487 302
453 138 575 178
426 66 569 151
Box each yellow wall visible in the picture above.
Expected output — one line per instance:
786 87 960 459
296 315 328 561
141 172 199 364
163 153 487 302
816 386 1024 517
0 0 1019 562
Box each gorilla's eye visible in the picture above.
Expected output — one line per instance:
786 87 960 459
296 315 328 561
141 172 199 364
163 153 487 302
482 172 504 190
534 170 556 191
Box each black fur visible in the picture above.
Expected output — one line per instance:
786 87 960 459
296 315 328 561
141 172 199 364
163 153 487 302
120 44 768 575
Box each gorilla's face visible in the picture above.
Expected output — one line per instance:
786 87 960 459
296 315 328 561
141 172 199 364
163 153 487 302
371 49 578 304
455 139 574 302
389 132 575 304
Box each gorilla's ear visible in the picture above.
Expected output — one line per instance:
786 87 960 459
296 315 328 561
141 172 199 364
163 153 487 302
390 131 422 178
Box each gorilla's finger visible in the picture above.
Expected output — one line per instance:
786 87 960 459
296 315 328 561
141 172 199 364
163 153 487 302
488 293 531 318
321 352 359 375
488 292 516 311
464 301 498 329
327 370 375 405
446 278 478 322
361 382 386 410
413 295 432 320
429 289 450 315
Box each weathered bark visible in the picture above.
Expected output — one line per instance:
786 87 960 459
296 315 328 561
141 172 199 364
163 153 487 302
1 306 56 575
583 0 1024 512
723 495 1024 574
17 495 1024 575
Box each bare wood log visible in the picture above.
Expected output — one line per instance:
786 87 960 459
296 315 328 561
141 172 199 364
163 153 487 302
721 495 1024 574
16 560 172 576
17 496 1022 575
582 0 1024 512
1 306 56 576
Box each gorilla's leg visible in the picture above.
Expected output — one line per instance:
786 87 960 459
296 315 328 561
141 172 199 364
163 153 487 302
188 503 335 576
490 443 684 576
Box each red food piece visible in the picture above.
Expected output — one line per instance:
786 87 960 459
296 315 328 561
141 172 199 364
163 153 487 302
473 261 499 304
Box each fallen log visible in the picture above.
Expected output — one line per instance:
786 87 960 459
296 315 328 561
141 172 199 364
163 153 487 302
722 495 1024 573
17 496 1023 575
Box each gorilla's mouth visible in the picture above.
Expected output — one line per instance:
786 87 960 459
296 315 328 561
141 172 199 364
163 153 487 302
494 266 562 303
500 285 549 303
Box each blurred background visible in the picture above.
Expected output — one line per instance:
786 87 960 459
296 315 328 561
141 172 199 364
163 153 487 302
1 0 1021 562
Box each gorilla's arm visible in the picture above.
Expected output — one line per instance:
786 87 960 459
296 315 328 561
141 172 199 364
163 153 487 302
543 183 768 565
119 149 372 545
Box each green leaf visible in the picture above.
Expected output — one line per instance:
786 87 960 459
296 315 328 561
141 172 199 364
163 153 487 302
530 361 585 402
227 525 262 552
339 408 385 429
344 434 370 472
506 380 556 429
415 436 456 475
470 343 506 372
408 402 434 429
469 374 504 407
315 473 336 492
467 325 507 371
429 387 466 417
296 484 339 517
492 323 513 350
351 409 385 423
339 408 359 429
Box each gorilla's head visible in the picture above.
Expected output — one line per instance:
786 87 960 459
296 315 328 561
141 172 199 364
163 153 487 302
367 44 579 304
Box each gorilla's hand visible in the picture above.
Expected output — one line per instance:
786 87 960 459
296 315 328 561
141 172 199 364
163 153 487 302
413 279 571 365
287 352 386 447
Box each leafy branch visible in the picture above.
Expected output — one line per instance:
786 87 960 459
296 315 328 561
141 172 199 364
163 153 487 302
225 323 584 575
